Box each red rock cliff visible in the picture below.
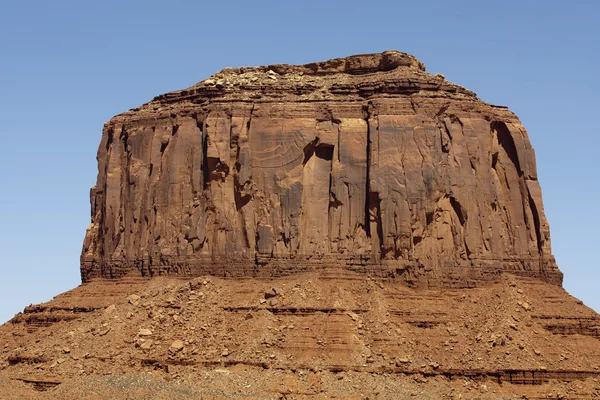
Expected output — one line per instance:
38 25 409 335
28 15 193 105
81 51 561 287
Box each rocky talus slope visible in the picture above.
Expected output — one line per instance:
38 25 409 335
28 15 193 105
2 275 600 398
1 52 598 399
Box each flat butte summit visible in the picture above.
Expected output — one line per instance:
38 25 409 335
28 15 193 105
1 51 599 399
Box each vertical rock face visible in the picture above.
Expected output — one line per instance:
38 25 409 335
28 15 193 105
81 51 561 287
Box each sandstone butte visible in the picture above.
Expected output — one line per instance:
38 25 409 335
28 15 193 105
1 51 599 399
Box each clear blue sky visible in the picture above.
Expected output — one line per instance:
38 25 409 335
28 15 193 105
0 0 598 324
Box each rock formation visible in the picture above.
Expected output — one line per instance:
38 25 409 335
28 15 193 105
81 51 561 287
2 51 599 399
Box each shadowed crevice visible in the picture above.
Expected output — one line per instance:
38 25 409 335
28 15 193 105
492 121 522 176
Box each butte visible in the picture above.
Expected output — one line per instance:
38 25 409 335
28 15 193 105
1 51 598 399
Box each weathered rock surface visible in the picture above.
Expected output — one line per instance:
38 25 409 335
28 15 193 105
81 51 561 287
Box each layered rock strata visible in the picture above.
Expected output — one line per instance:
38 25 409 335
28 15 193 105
81 51 561 287
3 274 600 398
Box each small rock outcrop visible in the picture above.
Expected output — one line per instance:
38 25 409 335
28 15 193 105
81 51 561 287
